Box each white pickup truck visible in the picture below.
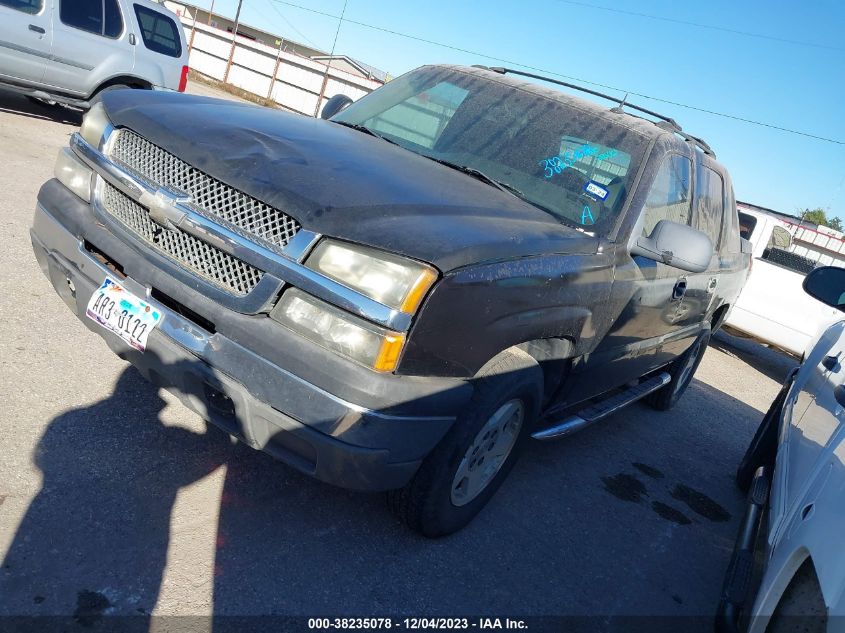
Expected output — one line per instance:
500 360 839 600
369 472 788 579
724 208 841 357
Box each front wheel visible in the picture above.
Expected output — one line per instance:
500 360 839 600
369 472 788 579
388 349 542 537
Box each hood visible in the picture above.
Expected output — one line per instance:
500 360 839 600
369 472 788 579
103 91 598 271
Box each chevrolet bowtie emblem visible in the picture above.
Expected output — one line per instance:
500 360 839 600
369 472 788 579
138 187 191 230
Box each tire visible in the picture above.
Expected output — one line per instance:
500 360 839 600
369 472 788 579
89 84 132 108
736 380 789 493
388 349 543 538
766 561 827 633
646 329 711 411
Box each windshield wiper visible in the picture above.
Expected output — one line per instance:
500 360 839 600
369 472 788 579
424 157 588 227
422 156 525 198
332 121 398 145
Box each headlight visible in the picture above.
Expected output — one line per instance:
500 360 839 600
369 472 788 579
271 289 405 372
80 102 111 148
306 240 437 313
54 147 93 201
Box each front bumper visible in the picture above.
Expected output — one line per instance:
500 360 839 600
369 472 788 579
31 180 472 491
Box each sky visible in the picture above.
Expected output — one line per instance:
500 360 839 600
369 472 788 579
193 0 845 220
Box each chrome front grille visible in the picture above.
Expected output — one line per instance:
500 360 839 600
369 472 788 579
100 183 263 296
109 129 301 251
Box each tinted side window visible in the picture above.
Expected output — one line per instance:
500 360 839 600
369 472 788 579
104 0 122 37
641 154 692 236
694 165 724 248
738 212 757 241
134 5 182 58
0 0 42 14
61 0 103 35
60 0 122 37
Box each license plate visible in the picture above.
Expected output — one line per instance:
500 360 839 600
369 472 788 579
85 277 162 352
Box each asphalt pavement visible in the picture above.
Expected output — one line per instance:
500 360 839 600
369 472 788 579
0 84 798 630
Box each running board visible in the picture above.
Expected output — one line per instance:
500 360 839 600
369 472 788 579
532 372 671 441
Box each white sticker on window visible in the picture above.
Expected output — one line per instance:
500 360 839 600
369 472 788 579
584 181 609 201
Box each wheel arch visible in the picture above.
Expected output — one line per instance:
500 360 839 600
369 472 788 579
464 338 574 409
750 548 820 633
711 302 731 333
89 75 153 99
514 337 576 405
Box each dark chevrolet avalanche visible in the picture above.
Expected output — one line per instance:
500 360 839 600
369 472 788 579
31 65 749 536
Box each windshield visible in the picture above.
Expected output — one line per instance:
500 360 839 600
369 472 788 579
334 66 649 234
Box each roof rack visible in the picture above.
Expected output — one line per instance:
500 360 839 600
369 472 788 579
479 66 716 157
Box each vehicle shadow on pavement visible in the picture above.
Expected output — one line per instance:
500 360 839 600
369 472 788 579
0 89 82 126
206 376 766 624
0 362 230 628
710 330 798 384
0 352 769 629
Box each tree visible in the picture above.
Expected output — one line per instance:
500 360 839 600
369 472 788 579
800 207 844 233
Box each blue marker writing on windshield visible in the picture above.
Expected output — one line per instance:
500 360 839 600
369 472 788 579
581 205 595 225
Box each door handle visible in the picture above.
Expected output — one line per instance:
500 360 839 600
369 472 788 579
672 279 687 301
834 384 845 408
28 24 45 34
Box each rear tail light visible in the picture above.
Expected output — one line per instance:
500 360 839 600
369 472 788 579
178 65 189 92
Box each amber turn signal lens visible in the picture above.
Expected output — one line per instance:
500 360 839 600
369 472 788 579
399 268 438 313
373 332 406 372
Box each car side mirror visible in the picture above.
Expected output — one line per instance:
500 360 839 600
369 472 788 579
320 94 353 120
803 266 845 311
631 220 713 273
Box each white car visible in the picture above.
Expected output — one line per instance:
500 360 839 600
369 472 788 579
0 0 188 108
724 208 841 358
718 266 845 632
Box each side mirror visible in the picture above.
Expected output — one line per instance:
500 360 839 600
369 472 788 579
803 266 845 311
631 220 713 273
320 94 353 120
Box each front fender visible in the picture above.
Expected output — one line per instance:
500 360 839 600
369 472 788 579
398 251 614 377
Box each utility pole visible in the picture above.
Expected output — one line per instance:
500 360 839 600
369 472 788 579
314 0 347 117
187 3 200 54
207 0 215 25
267 39 284 101
222 0 244 84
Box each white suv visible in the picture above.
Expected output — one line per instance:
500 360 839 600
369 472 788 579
719 266 845 632
0 0 188 108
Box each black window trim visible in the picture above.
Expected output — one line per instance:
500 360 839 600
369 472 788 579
59 0 124 40
0 0 43 16
132 3 182 58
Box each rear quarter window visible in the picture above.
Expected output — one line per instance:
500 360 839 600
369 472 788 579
0 0 41 14
738 212 757 241
133 4 181 58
